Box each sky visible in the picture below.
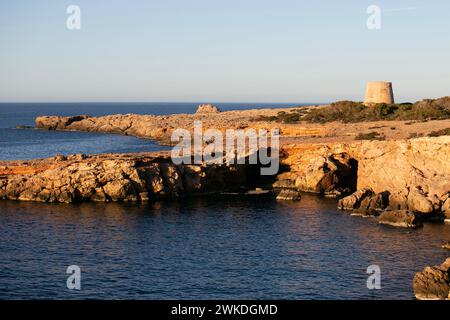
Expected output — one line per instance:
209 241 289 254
0 0 449 103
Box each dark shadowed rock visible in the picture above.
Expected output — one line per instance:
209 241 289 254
443 197 450 222
378 210 422 228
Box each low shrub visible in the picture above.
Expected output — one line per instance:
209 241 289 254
302 97 450 123
355 131 386 141
428 127 450 137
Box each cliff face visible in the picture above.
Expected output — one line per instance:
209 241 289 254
1 137 448 215
0 153 251 203
279 137 450 217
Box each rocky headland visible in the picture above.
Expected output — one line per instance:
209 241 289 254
2 102 450 299
1 108 446 218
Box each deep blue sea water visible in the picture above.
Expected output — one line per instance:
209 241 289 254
0 103 449 300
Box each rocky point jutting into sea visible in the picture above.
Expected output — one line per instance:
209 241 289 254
1 101 450 299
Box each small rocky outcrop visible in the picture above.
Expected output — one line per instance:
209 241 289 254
378 210 422 228
337 188 374 211
442 242 450 250
339 185 448 223
36 115 89 130
413 258 450 300
196 104 221 114
276 189 301 201
15 125 34 129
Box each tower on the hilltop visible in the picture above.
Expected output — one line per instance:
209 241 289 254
364 82 395 105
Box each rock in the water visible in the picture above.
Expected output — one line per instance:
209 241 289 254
378 210 422 228
358 190 390 215
196 104 221 114
442 197 450 221
442 242 450 250
407 187 434 214
36 115 89 130
276 189 301 201
337 188 373 210
413 258 450 300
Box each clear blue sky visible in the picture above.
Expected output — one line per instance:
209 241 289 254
0 0 449 103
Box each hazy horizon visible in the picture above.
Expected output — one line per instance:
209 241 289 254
1 0 449 103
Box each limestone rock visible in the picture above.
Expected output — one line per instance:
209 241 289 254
442 197 450 220
276 189 301 201
293 153 358 194
338 188 373 211
196 104 221 114
0 153 251 203
36 115 89 130
103 179 137 202
407 187 434 214
378 210 422 228
413 258 450 300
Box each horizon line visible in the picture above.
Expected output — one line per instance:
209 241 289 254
0 101 329 105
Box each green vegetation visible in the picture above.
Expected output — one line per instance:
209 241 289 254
254 97 450 124
254 109 308 124
428 127 450 137
355 131 386 141
408 132 424 139
303 97 450 123
408 128 450 139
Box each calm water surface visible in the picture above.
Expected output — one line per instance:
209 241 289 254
0 195 449 300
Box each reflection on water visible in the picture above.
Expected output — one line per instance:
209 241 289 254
0 195 449 300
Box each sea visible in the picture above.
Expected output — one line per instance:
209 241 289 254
0 102 449 299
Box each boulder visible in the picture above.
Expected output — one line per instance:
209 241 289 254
196 104 221 114
358 190 390 215
276 189 301 201
442 197 450 221
53 154 67 162
413 258 450 300
442 242 450 250
337 188 373 211
378 210 422 228
407 187 434 214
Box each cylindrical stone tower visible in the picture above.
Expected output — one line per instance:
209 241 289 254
364 82 395 105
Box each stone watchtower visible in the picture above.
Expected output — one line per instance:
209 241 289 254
364 82 395 105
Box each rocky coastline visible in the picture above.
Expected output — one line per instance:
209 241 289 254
1 106 449 299
7 109 450 224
